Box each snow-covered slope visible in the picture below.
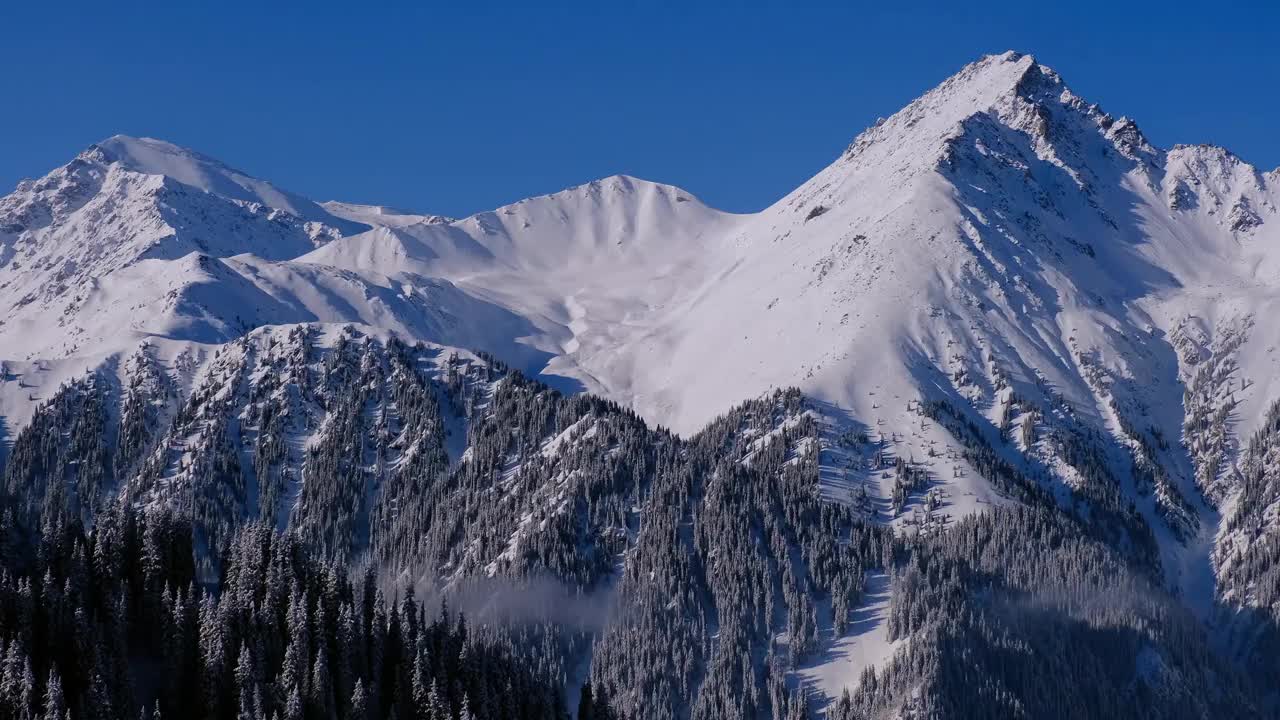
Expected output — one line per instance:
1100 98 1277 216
0 135 370 356
93 135 367 230
290 55 1279 460
4 248 559 375
302 174 745 405
321 199 453 227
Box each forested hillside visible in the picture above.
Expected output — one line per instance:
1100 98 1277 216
0 335 1271 718
0 507 610 720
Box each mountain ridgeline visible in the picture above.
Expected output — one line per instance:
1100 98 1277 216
2 50 1280 718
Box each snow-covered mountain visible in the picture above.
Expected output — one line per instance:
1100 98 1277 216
319 52 1280 605
3 50 1280 717
0 135 370 356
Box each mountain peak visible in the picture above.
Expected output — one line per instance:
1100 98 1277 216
820 49 1172 208
482 174 711 221
843 51 1045 158
86 134 279 203
543 174 691 199
93 134 231 173
950 50 1063 101
69 135 366 232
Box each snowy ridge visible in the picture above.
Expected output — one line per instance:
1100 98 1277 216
95 135 366 230
321 199 454 228
0 136 368 359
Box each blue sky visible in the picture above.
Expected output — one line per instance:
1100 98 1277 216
2 1 1276 217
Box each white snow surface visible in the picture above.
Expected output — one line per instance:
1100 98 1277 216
321 200 453 228
797 572 900 704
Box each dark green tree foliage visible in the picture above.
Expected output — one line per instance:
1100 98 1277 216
921 398 1161 576
589 390 892 720
244 327 316 531
1216 400 1280 692
293 329 446 561
114 345 177 486
576 681 618 720
374 363 664 586
827 505 1255 720
2 374 112 528
0 509 572 720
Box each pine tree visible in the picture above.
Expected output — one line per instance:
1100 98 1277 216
283 687 303 720
349 679 368 720
235 643 257 720
309 643 331 719
458 693 475 720
410 639 431 716
41 667 66 720
426 678 448 720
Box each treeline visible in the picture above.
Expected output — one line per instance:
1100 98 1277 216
0 507 601 720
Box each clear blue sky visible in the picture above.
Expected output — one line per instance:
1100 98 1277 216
2 1 1276 217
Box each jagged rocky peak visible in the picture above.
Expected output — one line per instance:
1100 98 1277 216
0 142 127 234
842 51 1040 160
1167 143 1252 183
1163 143 1275 221
0 136 378 347
5 134 368 245
840 50 1163 184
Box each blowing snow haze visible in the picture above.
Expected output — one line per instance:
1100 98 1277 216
2 51 1280 720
